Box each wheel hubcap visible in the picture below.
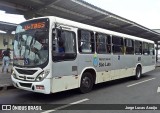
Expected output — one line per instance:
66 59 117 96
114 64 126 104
82 77 91 88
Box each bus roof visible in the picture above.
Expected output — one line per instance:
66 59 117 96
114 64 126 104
25 16 155 44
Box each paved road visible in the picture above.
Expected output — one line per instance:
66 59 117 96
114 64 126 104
1 67 160 113
0 65 13 88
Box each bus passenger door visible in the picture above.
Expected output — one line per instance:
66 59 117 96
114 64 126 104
51 25 78 92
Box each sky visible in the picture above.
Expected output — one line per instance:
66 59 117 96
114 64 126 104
0 0 159 29
85 0 160 29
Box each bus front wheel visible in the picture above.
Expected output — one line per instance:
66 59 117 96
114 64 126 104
135 66 142 80
80 72 94 93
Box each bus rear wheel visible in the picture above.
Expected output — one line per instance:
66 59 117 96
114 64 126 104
135 66 142 80
80 72 94 93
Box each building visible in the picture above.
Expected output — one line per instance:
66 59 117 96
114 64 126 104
0 21 17 60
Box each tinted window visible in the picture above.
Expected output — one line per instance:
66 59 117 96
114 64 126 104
112 36 124 54
149 43 155 55
135 41 142 55
78 30 94 53
52 29 76 61
14 18 49 67
96 33 111 54
143 42 149 55
125 39 134 54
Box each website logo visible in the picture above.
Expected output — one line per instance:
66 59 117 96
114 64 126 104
2 105 11 110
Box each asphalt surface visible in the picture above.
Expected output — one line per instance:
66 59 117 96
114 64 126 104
0 65 13 89
1 67 160 113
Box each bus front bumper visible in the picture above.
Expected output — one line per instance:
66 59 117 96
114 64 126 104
11 75 51 94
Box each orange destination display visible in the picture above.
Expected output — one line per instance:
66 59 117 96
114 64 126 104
24 22 45 30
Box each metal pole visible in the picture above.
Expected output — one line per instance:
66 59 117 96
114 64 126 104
156 41 159 62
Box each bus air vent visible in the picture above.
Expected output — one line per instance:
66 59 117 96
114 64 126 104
19 83 32 88
16 69 37 75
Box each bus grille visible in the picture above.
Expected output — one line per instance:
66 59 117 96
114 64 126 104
19 83 32 88
16 69 37 75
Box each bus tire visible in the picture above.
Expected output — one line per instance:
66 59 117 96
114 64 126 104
135 66 141 80
80 72 94 93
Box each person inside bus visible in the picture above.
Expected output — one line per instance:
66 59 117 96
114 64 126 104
58 41 65 53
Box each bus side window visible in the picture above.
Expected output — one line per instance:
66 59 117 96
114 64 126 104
143 42 149 55
149 43 155 55
135 41 142 55
52 29 76 61
125 38 134 54
96 33 107 54
78 29 94 53
112 36 124 54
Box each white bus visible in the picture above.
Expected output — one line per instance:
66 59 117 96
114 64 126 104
11 16 155 94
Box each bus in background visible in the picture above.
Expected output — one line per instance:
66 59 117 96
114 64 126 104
11 16 155 94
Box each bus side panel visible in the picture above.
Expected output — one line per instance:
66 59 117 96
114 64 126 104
78 54 137 84
51 61 79 93
142 55 154 66
77 54 95 74
95 54 134 83
95 54 112 83
141 55 155 74
51 75 79 93
142 65 155 74
110 55 136 79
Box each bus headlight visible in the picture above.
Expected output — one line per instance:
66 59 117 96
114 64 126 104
35 70 50 82
12 70 17 78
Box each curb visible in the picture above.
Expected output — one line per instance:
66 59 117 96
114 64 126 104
0 85 15 91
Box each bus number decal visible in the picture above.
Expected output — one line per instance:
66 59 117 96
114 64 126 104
118 56 120 60
138 57 141 61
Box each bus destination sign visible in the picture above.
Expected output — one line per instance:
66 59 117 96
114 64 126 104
24 22 45 30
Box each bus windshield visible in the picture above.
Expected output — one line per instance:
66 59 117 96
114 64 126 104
13 18 49 67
